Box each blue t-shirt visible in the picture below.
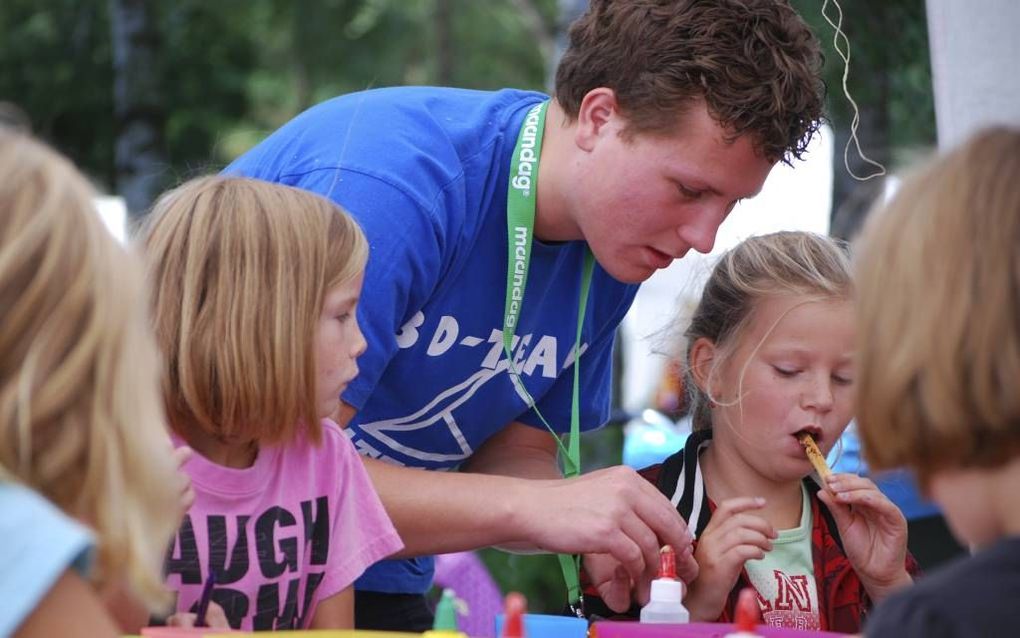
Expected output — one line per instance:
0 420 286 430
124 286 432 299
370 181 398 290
226 87 639 594
0 481 94 637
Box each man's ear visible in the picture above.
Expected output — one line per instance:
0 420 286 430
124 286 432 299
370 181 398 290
688 337 717 394
574 87 622 152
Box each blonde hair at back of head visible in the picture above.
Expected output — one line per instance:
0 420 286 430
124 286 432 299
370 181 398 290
144 176 368 447
0 129 181 610
683 231 854 432
855 127 1020 486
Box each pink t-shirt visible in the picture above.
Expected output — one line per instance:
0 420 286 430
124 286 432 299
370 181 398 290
165 420 402 630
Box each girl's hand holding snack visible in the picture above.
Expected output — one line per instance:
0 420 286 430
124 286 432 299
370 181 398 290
684 497 777 622
818 473 911 601
165 602 230 629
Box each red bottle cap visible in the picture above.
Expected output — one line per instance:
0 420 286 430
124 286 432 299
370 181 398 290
501 592 527 638
658 545 677 580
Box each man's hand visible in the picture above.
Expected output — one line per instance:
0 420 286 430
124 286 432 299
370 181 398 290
584 543 695 613
584 553 633 613
511 465 697 606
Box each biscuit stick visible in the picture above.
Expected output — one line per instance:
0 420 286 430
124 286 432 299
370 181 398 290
797 432 832 480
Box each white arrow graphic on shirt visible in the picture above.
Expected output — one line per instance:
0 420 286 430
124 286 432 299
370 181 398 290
358 337 588 464
358 366 506 463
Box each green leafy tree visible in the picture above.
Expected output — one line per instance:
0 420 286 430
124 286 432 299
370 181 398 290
0 1 115 180
0 0 556 214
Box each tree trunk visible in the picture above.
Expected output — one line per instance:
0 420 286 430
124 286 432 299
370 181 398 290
109 0 166 219
291 4 314 112
435 0 454 85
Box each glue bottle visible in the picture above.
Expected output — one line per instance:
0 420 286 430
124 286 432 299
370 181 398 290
500 591 528 638
423 588 468 638
639 545 690 624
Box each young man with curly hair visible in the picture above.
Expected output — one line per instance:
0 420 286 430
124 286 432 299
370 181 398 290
227 0 825 630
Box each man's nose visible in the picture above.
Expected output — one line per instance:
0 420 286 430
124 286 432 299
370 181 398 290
677 207 724 254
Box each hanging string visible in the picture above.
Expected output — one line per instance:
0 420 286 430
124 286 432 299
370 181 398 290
820 0 887 181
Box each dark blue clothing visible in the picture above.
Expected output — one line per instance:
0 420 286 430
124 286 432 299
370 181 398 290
866 536 1020 637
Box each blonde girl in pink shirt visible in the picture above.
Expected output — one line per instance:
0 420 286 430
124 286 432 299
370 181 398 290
143 176 402 631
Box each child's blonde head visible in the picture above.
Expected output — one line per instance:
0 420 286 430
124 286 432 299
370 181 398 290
684 231 853 431
144 176 368 446
0 129 180 610
855 127 1020 485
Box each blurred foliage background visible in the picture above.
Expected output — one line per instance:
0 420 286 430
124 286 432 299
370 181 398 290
0 0 936 614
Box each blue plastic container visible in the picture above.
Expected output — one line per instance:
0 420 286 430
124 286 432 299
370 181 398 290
493 613 587 638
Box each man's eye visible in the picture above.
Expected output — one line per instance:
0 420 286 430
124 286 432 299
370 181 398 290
677 183 704 199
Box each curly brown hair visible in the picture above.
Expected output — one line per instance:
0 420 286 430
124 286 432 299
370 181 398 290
555 0 824 164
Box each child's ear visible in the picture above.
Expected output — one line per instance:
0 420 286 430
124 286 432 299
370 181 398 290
688 337 717 393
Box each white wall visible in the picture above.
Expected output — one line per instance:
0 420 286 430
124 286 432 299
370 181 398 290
926 0 1020 149
94 196 128 243
619 125 834 413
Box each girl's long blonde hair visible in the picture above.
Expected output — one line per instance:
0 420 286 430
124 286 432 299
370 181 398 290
0 129 181 610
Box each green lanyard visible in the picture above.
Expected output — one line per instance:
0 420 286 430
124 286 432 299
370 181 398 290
503 100 594 612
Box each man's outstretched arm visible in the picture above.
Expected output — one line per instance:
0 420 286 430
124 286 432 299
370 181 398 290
335 404 697 599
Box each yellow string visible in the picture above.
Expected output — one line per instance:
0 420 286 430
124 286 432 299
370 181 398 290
821 0 887 181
